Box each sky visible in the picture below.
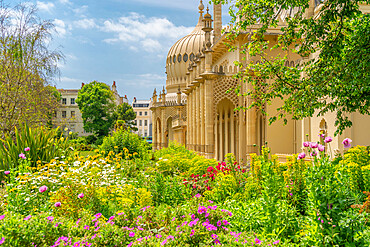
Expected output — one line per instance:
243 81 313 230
8 0 234 101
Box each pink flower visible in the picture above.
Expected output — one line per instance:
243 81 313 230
255 237 262 244
318 144 325 152
273 240 280 245
155 234 162 238
190 229 195 237
303 141 310 147
298 152 306 160
195 194 202 198
39 185 48 193
78 193 84 199
84 225 90 230
310 151 317 157
0 237 4 244
342 138 352 148
24 215 31 220
4 171 9 175
0 215 5 221
24 147 30 152
54 202 61 207
310 142 318 149
212 234 218 239
129 232 135 237
324 136 332 143
19 153 26 159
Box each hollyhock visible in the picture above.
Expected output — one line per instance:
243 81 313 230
342 138 352 148
318 144 325 152
310 142 318 148
303 141 310 147
19 153 26 159
4 171 9 175
324 136 332 143
24 147 30 151
298 152 306 159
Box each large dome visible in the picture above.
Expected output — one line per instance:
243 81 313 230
165 4 206 93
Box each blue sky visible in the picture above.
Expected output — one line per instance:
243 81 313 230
17 0 233 101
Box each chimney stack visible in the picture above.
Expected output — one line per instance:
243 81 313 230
81 82 85 88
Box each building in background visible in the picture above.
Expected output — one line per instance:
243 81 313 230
56 81 128 136
132 97 152 138
150 1 370 162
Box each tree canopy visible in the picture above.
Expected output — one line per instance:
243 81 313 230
0 1 63 135
114 102 137 131
213 0 370 135
76 81 116 137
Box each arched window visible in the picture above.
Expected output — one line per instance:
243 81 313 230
178 54 182 63
173 55 176 63
183 53 188 62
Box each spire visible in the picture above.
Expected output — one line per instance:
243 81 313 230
197 0 205 25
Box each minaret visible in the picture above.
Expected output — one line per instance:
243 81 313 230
202 7 213 73
152 88 157 104
213 3 222 43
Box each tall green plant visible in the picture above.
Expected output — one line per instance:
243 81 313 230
0 125 71 170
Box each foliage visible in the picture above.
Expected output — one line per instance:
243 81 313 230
114 102 137 130
0 1 63 135
213 0 370 135
76 81 116 137
0 125 70 171
0 134 369 246
100 127 151 160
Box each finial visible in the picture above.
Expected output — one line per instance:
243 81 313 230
162 86 165 94
206 6 209 14
198 0 204 13
178 85 181 93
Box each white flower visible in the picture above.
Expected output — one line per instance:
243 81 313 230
25 197 30 201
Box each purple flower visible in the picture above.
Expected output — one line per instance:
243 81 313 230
0 215 4 221
78 193 84 199
310 142 318 149
318 144 325 152
39 185 48 193
197 206 207 214
155 234 162 238
24 215 31 220
321 219 324 224
289 193 293 196
298 152 306 160
47 216 54 222
217 220 222 226
84 225 90 230
273 240 280 245
4 171 9 175
24 147 30 152
129 232 135 237
0 237 4 245
94 213 102 218
161 239 168 245
342 138 352 148
195 194 202 198
190 229 195 237
212 234 218 239
324 136 332 143
54 202 61 207
19 153 26 159
303 141 310 147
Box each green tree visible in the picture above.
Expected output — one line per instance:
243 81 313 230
0 1 63 135
114 102 137 131
76 81 116 137
213 0 370 135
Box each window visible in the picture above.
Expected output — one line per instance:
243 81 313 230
139 112 142 116
71 111 75 118
144 131 147 137
62 98 67 105
70 124 75 132
144 111 148 116
62 111 66 118
183 53 188 62
139 120 142 126
144 120 147 126
70 98 75 105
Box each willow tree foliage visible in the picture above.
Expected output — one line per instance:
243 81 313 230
76 81 116 137
213 0 370 135
0 1 63 135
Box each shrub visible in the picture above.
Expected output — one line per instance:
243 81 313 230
100 127 151 160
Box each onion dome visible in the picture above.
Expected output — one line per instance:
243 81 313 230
166 1 206 93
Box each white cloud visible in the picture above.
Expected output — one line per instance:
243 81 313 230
36 1 55 13
102 12 193 53
53 19 67 37
73 19 97 29
59 0 72 5
66 53 77 60
73 5 88 16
